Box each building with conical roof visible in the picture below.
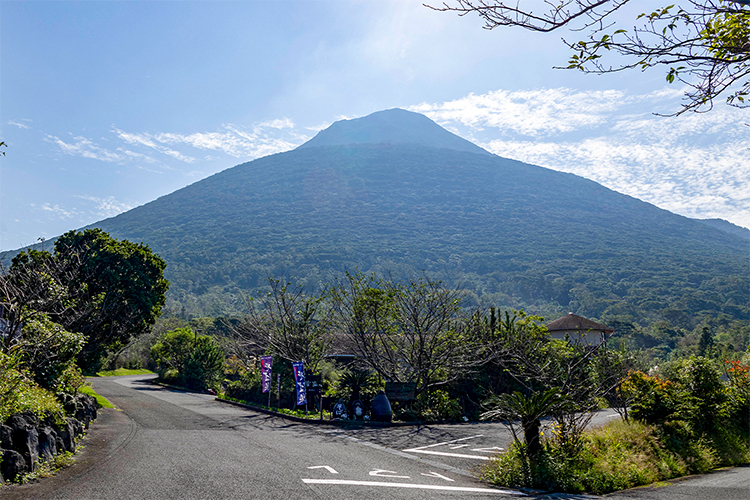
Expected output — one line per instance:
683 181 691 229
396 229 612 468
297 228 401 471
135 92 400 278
546 313 614 346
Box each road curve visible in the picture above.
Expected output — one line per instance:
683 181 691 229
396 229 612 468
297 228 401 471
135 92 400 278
1 375 748 500
1 375 519 500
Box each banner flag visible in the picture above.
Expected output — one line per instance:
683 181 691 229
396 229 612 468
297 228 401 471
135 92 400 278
292 361 306 406
260 356 273 394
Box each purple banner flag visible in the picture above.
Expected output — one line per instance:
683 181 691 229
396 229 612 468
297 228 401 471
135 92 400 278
260 356 273 394
292 361 306 406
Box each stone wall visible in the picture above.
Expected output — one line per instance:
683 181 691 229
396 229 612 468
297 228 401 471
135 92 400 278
0 393 97 483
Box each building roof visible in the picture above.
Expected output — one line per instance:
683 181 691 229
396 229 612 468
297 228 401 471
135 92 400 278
546 313 614 334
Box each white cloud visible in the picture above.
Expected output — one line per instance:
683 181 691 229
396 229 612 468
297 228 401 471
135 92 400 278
113 121 306 161
40 203 80 219
258 117 294 129
47 135 124 163
74 195 134 218
410 88 626 137
114 129 196 163
7 120 31 129
413 87 750 229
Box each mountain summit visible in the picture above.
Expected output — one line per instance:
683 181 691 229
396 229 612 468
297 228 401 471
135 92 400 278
298 108 490 155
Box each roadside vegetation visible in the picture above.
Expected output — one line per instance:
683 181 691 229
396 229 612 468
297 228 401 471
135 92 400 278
3 230 748 492
481 354 750 494
0 229 167 483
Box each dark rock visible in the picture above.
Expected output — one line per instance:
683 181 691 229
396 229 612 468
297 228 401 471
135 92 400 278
54 418 78 453
71 417 84 438
371 391 392 422
74 394 97 428
37 426 58 462
8 413 39 472
1 449 27 482
55 436 65 455
0 425 13 449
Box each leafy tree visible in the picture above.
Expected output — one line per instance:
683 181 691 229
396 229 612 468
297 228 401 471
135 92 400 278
181 336 225 391
18 314 85 390
429 0 750 114
150 328 224 391
150 328 195 376
330 273 486 399
3 229 169 372
56 229 168 371
477 310 628 459
231 279 334 372
698 325 716 356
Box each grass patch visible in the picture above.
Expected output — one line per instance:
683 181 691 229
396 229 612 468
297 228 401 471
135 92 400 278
481 419 749 495
18 451 77 484
95 368 154 377
78 386 115 409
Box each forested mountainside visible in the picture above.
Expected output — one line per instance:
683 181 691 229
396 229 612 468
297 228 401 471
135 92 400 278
3 110 747 342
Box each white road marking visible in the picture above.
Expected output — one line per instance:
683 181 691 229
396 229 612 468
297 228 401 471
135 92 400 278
301 478 524 495
471 447 504 453
403 435 496 460
406 434 484 450
319 429 475 478
308 466 338 474
369 469 410 479
421 471 455 482
403 449 492 460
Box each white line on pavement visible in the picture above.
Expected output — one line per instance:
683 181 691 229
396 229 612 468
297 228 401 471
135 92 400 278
403 434 496 460
406 434 484 450
301 478 524 495
402 449 491 460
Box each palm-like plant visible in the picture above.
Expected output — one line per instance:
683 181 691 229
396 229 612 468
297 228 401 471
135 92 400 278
481 388 571 458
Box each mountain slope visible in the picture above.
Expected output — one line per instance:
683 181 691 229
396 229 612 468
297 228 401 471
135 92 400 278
697 218 750 240
4 109 748 329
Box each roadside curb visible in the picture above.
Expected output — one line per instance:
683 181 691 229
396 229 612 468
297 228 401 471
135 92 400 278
214 397 453 427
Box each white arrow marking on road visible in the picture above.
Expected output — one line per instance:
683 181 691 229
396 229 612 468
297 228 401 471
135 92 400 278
301 479 524 495
369 469 410 479
471 447 505 453
307 466 338 474
421 471 455 482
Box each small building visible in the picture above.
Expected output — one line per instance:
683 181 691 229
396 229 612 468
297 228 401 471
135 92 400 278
546 312 613 346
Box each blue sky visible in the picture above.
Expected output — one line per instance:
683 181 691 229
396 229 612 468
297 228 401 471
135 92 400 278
1 1 748 251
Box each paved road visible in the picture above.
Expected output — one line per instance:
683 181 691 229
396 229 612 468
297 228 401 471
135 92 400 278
1 375 748 500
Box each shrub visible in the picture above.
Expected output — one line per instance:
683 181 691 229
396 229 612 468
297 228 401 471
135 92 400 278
414 389 463 421
18 314 85 390
327 368 381 402
150 328 225 391
483 419 696 494
0 351 64 422
182 336 224 391
225 370 264 405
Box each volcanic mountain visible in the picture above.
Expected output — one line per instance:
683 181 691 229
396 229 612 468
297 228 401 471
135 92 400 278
9 109 749 327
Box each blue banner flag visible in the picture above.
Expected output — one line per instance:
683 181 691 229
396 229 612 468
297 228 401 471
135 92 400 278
260 356 273 394
292 361 306 406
